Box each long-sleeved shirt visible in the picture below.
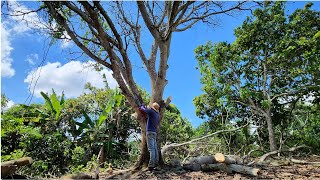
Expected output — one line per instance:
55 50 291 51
140 106 159 132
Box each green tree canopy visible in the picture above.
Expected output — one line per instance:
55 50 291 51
194 2 320 151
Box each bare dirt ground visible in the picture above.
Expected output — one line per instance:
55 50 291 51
101 156 320 179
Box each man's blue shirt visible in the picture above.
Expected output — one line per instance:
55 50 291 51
140 106 159 132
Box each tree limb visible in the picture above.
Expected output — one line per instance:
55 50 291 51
44 2 112 69
257 145 310 164
137 1 160 40
161 123 249 155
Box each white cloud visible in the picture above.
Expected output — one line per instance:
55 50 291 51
24 61 118 98
61 31 72 48
1 1 46 78
25 53 38 65
6 100 15 109
7 0 47 34
2 100 16 112
1 23 15 78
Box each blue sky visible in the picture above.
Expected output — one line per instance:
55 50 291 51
1 1 319 127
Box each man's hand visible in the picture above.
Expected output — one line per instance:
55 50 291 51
139 104 146 109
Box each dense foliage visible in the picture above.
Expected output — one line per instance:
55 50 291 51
194 2 320 153
1 84 195 177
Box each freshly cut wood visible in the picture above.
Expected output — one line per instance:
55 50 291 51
201 163 260 176
214 153 225 163
1 157 33 177
212 153 243 165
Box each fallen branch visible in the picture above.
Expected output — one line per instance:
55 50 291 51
290 158 320 165
258 145 309 164
201 163 260 176
161 123 249 155
242 149 260 163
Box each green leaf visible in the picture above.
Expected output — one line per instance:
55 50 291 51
40 92 54 113
50 89 61 120
114 94 122 107
105 103 113 114
313 31 320 39
97 113 108 127
81 110 94 128
60 91 65 106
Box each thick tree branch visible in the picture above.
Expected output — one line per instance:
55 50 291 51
93 2 124 50
63 2 92 24
44 2 112 69
172 1 195 29
137 1 160 40
93 2 142 103
164 1 181 40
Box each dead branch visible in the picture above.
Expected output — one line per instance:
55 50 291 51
258 145 310 164
290 158 320 165
161 123 249 155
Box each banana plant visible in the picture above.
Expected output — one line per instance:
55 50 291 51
74 90 123 161
40 89 65 121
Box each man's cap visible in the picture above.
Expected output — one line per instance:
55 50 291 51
151 102 160 112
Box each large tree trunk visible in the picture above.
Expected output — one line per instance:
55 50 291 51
135 118 149 169
266 111 277 151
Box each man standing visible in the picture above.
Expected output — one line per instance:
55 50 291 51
139 102 160 170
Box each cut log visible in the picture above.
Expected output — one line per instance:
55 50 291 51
1 157 33 177
184 156 217 171
225 155 243 165
214 153 225 163
213 153 243 165
183 154 245 171
201 163 260 176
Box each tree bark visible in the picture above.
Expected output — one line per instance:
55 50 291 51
266 112 277 151
201 164 260 176
215 153 244 165
134 118 149 169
